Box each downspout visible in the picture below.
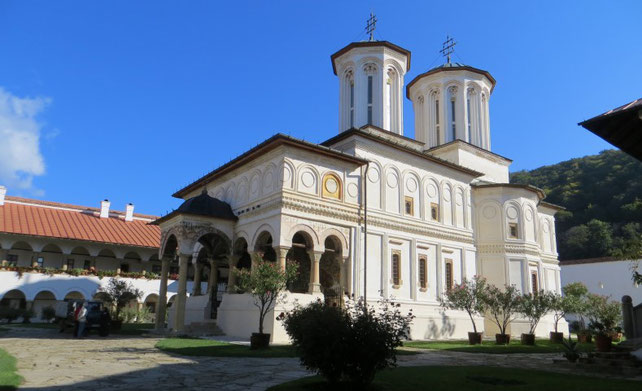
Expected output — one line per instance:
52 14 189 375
362 162 369 306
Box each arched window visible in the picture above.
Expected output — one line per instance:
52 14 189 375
391 251 401 288
419 256 427 291
364 63 377 125
447 86 458 142
445 259 453 292
322 173 342 200
531 271 539 295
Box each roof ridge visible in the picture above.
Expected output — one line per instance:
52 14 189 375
4 196 159 220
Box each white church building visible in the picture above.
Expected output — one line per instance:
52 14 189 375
153 36 565 343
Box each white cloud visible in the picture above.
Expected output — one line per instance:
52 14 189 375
0 87 50 193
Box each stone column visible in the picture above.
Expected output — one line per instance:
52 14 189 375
207 259 218 294
227 255 239 293
276 247 289 272
155 257 170 330
193 262 203 296
308 251 322 293
174 254 189 332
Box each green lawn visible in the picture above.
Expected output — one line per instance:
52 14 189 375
268 365 641 391
0 348 22 390
156 337 300 358
404 339 595 354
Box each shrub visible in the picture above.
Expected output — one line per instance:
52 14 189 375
0 307 22 323
119 306 152 323
586 294 622 336
21 308 35 324
518 291 553 335
41 306 56 322
280 298 414 387
98 278 143 320
440 276 487 333
482 284 521 336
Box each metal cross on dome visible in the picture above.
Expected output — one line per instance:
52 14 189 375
440 35 457 64
366 13 377 41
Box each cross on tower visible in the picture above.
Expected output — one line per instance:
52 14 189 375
440 35 457 64
365 13 377 42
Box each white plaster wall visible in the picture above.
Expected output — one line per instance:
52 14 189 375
561 260 642 304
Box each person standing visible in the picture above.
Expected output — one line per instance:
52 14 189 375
76 302 88 338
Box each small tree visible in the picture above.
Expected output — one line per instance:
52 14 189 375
586 293 622 336
440 276 487 334
98 278 142 320
235 260 297 336
549 292 571 333
562 282 589 330
483 284 521 336
519 291 553 335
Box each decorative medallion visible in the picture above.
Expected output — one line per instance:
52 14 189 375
347 183 358 198
406 177 418 192
443 187 451 202
506 206 518 219
482 206 496 219
368 167 380 183
301 171 315 188
525 209 533 222
455 192 463 206
324 176 338 193
281 165 292 183
386 172 398 188
426 183 437 198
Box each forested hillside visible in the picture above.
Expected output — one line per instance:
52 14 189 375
510 149 642 260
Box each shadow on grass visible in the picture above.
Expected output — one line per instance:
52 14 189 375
267 365 642 391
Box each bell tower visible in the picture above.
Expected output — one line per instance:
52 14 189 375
331 16 410 135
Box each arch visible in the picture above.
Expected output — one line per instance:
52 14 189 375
249 169 263 200
297 164 320 195
281 159 296 189
41 243 63 254
251 224 276 250
233 237 251 270
383 59 404 76
167 294 177 308
0 289 26 301
236 176 249 204
63 290 85 301
33 290 56 301
253 230 276 262
286 231 314 293
321 172 342 200
10 241 32 251
384 165 401 214
32 290 58 320
287 224 320 249
92 292 111 302
0 289 27 310
143 293 159 313
123 251 142 261
70 246 90 256
319 228 349 253
263 162 277 194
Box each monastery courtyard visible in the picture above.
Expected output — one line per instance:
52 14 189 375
0 326 614 390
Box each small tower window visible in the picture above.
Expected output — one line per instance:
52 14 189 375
404 196 414 216
36 257 44 268
445 259 454 292
509 223 519 239
450 99 456 140
367 75 373 124
349 81 355 128
466 97 472 142
391 252 401 288
419 256 427 291
431 203 440 222
435 99 440 144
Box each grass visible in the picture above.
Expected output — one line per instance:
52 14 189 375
404 338 595 354
0 348 22 390
267 365 642 391
156 337 419 358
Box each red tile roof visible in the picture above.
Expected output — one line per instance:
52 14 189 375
0 197 160 249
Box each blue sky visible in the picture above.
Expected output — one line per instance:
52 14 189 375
0 1 640 216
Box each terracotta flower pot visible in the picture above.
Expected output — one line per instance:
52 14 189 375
250 333 271 350
577 333 592 344
549 332 564 344
468 332 482 345
495 333 510 345
595 334 612 352
521 333 535 345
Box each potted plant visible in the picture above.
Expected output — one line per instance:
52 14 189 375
97 277 142 330
548 292 569 343
440 276 487 344
586 293 622 352
518 291 552 345
235 259 297 349
561 335 580 363
561 282 590 343
482 284 521 344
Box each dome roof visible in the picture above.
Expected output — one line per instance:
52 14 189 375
176 191 237 221
406 62 496 98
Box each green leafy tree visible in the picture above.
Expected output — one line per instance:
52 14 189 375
549 292 573 333
562 282 590 330
518 292 553 335
235 259 297 335
585 294 622 336
98 278 142 320
440 276 487 334
482 284 521 336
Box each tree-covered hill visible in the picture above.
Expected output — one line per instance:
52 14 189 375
510 149 642 260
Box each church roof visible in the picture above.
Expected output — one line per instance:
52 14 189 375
330 41 412 75
0 196 160 249
579 97 642 161
322 126 483 178
153 191 237 225
172 133 368 199
406 63 496 98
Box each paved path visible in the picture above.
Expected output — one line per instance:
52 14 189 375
1 327 638 390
